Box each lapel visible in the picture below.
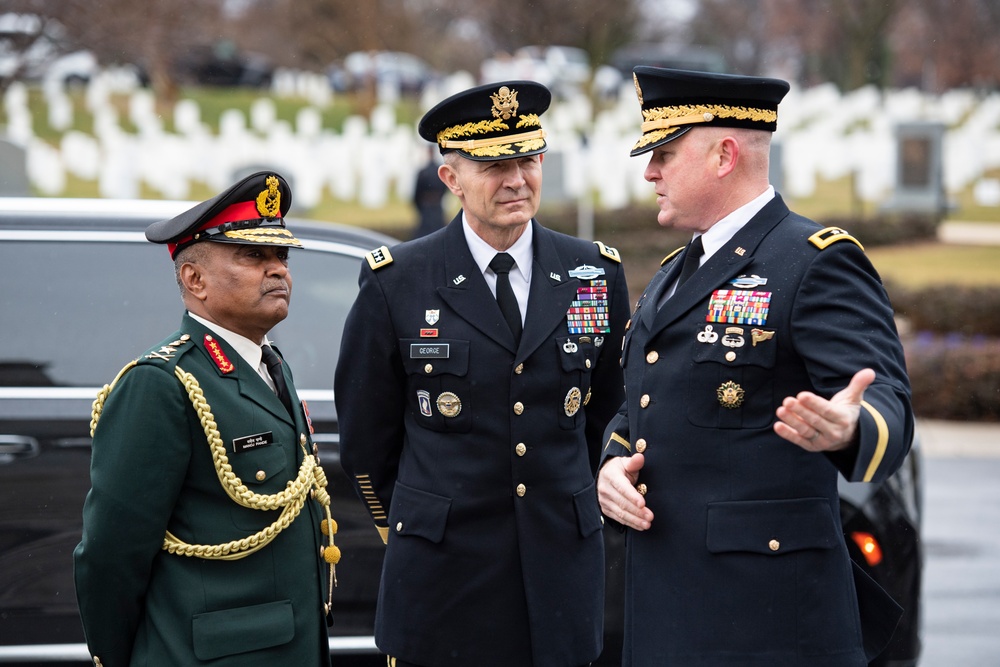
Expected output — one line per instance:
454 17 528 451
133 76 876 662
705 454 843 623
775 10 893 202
518 222 579 362
647 196 790 339
641 257 683 330
436 214 518 351
182 314 294 427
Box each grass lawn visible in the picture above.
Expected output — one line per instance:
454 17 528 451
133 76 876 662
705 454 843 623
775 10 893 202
866 242 1000 288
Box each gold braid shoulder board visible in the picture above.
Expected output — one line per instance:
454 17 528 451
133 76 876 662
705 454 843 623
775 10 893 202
91 361 341 599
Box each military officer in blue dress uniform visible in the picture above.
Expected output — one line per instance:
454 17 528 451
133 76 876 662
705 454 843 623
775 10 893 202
74 172 338 666
335 81 630 667
596 67 914 666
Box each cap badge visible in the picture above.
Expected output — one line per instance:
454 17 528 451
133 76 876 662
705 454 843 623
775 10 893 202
491 86 519 120
255 175 282 218
633 72 643 105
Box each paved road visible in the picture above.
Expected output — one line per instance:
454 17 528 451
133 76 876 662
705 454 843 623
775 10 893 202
917 420 1000 666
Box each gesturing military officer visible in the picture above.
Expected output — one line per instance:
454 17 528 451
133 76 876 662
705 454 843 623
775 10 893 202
335 81 629 667
596 68 914 666
74 172 338 667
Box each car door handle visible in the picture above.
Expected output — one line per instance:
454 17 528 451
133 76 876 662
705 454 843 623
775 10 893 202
0 435 41 465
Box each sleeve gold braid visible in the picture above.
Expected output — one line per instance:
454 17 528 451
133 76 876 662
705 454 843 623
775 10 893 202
89 362 340 601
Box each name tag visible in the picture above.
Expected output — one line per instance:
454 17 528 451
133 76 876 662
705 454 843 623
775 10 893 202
410 343 450 359
233 431 274 454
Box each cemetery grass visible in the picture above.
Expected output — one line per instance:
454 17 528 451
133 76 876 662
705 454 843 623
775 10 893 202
866 244 1000 288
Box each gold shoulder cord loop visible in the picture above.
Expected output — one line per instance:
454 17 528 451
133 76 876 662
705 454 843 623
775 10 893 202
90 362 340 604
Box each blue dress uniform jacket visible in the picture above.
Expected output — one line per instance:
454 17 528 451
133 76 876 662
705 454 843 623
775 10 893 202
74 314 331 667
335 216 629 667
601 196 913 667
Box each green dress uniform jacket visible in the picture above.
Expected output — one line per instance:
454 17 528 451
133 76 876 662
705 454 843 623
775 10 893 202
601 195 913 666
335 217 630 667
74 314 331 667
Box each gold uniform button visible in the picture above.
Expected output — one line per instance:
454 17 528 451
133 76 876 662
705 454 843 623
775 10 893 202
769 539 780 552
255 470 266 481
646 350 659 364
516 483 526 497
513 401 524 415
312 444 319 456
300 433 307 445
396 522 403 532
585 359 592 369
635 438 647 453
636 483 648 495
515 443 527 456
640 394 650 408
424 363 433 373
514 363 524 374
726 351 737 362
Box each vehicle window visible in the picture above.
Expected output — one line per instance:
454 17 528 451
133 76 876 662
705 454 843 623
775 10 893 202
0 239 362 391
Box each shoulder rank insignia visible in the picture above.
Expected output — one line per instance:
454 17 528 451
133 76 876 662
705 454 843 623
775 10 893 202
660 246 685 266
204 334 235 374
366 245 394 270
808 227 864 251
593 241 621 263
144 334 192 362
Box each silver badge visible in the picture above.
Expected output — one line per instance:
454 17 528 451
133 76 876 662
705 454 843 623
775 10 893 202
696 325 719 344
425 309 440 325
563 340 579 354
568 264 605 280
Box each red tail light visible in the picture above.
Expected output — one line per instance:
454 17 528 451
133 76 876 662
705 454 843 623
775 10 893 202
850 531 884 566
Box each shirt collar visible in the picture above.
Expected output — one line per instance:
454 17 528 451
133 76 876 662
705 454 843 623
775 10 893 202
461 213 533 286
698 186 775 261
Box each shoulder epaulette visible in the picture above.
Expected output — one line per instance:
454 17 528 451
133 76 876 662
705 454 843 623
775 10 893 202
141 333 193 365
593 241 621 263
808 227 864 251
660 246 685 266
365 245 394 271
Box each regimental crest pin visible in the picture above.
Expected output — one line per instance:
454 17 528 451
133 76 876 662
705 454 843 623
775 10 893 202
425 309 440 326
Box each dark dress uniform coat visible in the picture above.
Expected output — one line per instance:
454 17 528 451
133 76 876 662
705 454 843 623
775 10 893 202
74 314 331 667
335 216 629 666
602 195 913 667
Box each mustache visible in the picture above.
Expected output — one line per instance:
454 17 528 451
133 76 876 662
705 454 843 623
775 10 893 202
261 280 290 295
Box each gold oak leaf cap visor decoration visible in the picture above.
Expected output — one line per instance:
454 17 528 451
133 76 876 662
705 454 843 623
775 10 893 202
418 80 551 161
630 66 790 157
145 171 303 258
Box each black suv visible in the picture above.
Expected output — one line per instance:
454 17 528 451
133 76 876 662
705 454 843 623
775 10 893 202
0 197 921 666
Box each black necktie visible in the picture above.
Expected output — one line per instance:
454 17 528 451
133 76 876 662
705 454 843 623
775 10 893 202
261 344 295 418
489 252 522 346
676 235 705 288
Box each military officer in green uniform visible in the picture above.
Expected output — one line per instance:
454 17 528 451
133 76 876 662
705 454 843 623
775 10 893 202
74 172 339 666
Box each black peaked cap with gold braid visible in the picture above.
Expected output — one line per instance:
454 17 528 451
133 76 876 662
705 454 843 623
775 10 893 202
146 171 302 258
418 80 551 161
630 66 790 156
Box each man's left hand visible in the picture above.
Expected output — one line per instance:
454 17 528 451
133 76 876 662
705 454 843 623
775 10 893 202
774 368 875 452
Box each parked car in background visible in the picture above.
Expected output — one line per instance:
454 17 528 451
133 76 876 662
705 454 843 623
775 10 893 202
327 50 437 94
173 40 273 88
0 12 96 87
0 197 921 666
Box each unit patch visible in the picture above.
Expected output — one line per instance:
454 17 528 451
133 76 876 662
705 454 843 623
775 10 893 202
417 390 433 417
